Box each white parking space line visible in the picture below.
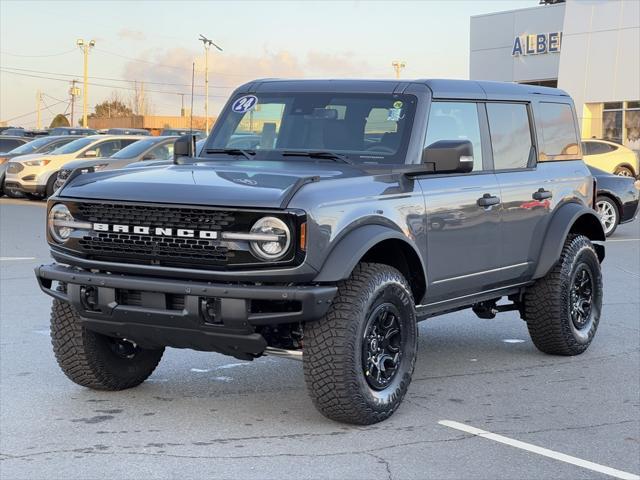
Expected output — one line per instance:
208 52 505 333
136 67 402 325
439 420 640 480
0 257 36 261
607 238 640 242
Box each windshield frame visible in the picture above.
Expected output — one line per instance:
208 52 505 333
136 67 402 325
203 92 417 166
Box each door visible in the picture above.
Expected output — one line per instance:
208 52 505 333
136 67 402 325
485 102 546 282
419 101 503 302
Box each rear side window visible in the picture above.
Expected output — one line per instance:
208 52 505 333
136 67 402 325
583 141 616 155
537 102 580 160
424 102 483 171
486 103 532 170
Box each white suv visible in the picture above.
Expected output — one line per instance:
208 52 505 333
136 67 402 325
3 135 144 198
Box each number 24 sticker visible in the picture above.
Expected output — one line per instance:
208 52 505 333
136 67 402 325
232 95 258 113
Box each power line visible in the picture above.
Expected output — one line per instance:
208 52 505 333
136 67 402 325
0 49 77 58
1 66 233 89
0 69 229 98
2 99 68 123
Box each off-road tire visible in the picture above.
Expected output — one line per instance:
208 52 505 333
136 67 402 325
303 263 417 424
523 234 602 355
51 298 164 390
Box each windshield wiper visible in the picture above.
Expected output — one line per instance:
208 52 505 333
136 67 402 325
282 150 356 166
205 148 256 161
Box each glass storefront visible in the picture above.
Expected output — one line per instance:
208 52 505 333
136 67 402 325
603 101 640 151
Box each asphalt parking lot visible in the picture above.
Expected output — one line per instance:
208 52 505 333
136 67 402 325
0 197 638 480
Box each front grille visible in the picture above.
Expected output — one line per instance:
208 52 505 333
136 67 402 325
6 163 23 174
74 203 237 266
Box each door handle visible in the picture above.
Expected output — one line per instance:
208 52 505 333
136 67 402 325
532 188 552 200
477 193 500 207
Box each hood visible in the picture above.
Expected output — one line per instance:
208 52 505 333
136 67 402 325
58 160 362 208
8 153 46 164
60 157 111 171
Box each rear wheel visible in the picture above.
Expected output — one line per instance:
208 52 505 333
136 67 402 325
303 263 417 424
523 235 602 355
51 297 164 390
595 195 619 237
614 165 634 177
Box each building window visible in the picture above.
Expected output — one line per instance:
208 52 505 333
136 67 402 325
603 101 640 151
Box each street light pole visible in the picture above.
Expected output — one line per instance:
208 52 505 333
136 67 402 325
77 39 96 127
392 60 406 79
198 34 222 133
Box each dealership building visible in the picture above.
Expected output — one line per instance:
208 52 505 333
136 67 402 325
470 0 640 151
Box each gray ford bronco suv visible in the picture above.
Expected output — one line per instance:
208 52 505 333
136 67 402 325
36 79 605 424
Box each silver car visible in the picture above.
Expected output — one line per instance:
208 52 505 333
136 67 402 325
55 136 178 190
3 135 144 199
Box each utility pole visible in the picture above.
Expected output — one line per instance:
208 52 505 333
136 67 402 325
69 79 80 126
77 39 96 127
392 60 406 79
36 90 42 129
198 34 223 133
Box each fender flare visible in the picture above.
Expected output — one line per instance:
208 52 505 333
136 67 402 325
532 202 605 279
313 224 425 283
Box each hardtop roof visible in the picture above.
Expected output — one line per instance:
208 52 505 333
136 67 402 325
236 78 569 101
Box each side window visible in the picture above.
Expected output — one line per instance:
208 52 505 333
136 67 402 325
92 140 121 158
146 143 173 160
537 102 580 161
425 102 483 171
0 139 22 151
586 141 615 155
486 103 532 170
120 139 139 148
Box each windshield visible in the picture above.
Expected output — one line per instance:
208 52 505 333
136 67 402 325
110 139 158 159
51 137 94 154
206 92 417 165
8 136 58 154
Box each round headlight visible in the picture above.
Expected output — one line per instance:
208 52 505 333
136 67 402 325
249 217 291 260
48 204 75 243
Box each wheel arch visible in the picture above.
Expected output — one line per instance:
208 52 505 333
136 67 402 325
532 202 605 280
313 225 427 303
615 162 637 176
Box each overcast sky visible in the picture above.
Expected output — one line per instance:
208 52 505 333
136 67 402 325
1 0 539 128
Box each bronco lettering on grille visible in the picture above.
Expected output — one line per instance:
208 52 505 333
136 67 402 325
93 223 218 239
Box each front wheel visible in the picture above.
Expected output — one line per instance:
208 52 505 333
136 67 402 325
51 298 164 390
303 263 417 424
523 235 602 355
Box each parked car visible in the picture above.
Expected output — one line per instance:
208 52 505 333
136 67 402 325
38 79 606 425
48 127 97 136
55 136 178 189
123 138 206 170
0 136 81 197
105 128 150 136
0 128 47 138
160 128 205 139
3 135 144 199
582 139 639 178
590 166 640 236
0 136 29 153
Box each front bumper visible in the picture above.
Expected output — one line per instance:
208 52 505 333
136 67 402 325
35 263 336 359
3 180 45 195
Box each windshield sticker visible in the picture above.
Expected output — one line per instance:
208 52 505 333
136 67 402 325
231 95 258 113
387 108 403 122
393 100 404 109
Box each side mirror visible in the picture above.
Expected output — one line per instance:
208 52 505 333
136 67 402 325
83 149 97 158
422 140 474 174
173 134 196 163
